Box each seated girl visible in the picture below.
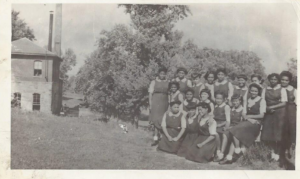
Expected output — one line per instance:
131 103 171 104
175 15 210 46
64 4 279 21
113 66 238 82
220 83 266 165
177 102 199 157
182 88 200 112
185 102 218 163
213 91 231 162
199 89 214 115
157 101 187 154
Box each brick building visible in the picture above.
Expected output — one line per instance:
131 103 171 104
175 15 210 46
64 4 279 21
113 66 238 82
11 38 63 114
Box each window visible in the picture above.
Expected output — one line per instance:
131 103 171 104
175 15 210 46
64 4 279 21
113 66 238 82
33 93 40 111
12 92 21 107
34 61 42 76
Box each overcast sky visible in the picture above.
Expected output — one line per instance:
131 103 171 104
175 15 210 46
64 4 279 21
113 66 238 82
12 3 297 76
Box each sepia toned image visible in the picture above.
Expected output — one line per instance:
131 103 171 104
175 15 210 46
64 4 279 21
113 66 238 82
10 3 297 170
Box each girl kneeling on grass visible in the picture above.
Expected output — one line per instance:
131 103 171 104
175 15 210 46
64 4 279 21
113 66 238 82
177 102 199 157
185 102 218 163
157 101 187 154
213 92 231 162
220 83 266 165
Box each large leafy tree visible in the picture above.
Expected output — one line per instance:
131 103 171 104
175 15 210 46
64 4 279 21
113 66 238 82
75 5 266 118
11 10 36 41
60 48 77 92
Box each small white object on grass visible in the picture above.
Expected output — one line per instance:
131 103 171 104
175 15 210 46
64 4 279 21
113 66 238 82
119 124 128 133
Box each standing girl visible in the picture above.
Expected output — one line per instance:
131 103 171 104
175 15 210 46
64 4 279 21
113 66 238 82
182 88 200 112
185 102 218 163
214 68 234 105
191 72 205 100
177 102 199 157
168 81 184 104
157 101 187 154
204 71 216 102
220 83 266 164
199 89 214 115
173 67 192 94
148 67 169 146
261 73 287 162
233 74 248 100
280 71 297 164
213 92 231 162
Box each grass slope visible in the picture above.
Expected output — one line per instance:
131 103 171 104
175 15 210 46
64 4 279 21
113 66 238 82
11 109 280 170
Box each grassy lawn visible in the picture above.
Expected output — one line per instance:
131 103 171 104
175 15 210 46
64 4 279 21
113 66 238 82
11 109 281 170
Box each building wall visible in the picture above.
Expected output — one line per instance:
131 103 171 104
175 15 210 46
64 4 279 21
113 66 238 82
11 81 52 113
11 55 54 82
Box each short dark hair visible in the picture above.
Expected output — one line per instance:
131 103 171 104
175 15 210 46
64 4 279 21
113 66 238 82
176 67 188 74
214 91 226 99
170 100 181 107
158 66 168 73
267 73 280 81
215 68 227 76
237 74 248 81
280 71 293 82
249 83 263 96
200 89 211 100
185 88 195 95
204 71 216 80
251 74 264 84
168 81 180 91
198 102 211 113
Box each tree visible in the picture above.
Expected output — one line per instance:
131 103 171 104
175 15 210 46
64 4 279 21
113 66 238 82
11 10 36 41
288 58 297 77
75 5 266 119
60 48 77 92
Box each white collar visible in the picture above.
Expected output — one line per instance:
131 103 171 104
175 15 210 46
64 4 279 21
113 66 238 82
200 99 211 104
247 96 261 107
176 77 187 82
171 90 180 97
184 98 199 105
283 85 294 91
232 105 243 112
156 77 167 82
205 83 214 87
215 80 227 86
267 84 281 90
235 85 248 90
193 82 203 87
169 111 182 117
216 102 226 108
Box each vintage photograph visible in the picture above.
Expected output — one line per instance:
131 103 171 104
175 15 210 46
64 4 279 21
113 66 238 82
10 3 297 170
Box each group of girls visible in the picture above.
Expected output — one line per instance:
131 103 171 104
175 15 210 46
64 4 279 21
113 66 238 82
148 66 296 166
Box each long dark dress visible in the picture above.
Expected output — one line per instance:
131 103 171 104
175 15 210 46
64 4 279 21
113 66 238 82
182 98 199 112
177 114 199 157
222 106 243 138
230 96 264 147
192 83 204 100
261 85 287 141
282 85 297 146
233 86 248 99
214 103 229 134
157 112 185 153
149 79 169 129
185 117 217 163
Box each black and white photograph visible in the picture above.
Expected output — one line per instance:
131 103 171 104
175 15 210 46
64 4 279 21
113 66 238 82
2 1 298 173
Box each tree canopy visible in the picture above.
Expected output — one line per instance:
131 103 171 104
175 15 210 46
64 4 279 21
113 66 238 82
12 10 36 41
75 4 266 117
60 48 77 92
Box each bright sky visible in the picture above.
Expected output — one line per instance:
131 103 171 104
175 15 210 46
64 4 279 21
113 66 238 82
12 3 298 76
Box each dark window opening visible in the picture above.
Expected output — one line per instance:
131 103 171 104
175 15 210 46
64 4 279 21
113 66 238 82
34 61 42 76
33 93 40 111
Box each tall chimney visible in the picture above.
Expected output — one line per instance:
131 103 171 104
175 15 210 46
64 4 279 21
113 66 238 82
48 11 54 52
54 4 62 57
